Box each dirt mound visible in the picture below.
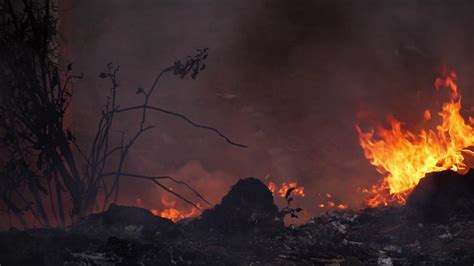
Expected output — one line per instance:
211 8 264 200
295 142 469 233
199 177 283 233
407 169 474 221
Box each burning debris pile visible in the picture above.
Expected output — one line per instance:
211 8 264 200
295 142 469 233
406 170 474 221
1 174 474 265
357 70 474 207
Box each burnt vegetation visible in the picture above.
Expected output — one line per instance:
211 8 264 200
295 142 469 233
0 0 245 229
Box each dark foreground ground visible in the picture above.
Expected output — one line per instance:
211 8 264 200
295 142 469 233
1 171 474 265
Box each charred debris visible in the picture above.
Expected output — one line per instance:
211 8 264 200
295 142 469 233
1 171 474 265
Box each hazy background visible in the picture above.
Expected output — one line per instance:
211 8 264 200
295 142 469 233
69 0 474 220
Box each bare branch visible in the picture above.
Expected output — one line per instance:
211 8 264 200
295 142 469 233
113 105 248 148
101 172 212 206
152 179 201 210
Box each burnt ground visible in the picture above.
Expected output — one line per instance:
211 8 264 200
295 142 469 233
1 173 474 265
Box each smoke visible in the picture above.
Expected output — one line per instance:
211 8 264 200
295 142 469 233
70 0 474 220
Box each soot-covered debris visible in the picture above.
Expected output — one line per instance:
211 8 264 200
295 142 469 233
1 173 474 265
196 177 283 233
407 169 474 222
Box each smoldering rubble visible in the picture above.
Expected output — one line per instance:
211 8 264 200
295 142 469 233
1 172 474 265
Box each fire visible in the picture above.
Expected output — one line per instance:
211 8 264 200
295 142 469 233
266 181 305 198
318 203 347 210
278 182 305 197
136 197 200 222
158 207 200 222
150 208 159 216
268 181 276 194
357 70 474 207
337 204 348 209
423 109 431 121
318 192 348 210
157 196 200 222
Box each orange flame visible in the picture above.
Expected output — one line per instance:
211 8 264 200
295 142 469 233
318 192 348 210
136 197 200 222
278 182 305 197
267 181 305 198
150 208 159 216
357 70 474 207
337 204 348 209
157 198 201 222
268 181 276 194
423 109 431 121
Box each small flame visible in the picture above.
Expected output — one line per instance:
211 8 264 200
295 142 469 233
268 181 276 194
156 205 200 222
337 204 348 209
423 109 431 121
318 192 348 210
136 197 200 222
150 208 159 216
357 70 474 207
278 182 305 197
266 180 305 198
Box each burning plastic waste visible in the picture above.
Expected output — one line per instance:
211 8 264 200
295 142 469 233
357 70 474 207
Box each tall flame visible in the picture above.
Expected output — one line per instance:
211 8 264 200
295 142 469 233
357 71 474 207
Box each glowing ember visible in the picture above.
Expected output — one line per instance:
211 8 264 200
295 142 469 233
268 181 276 194
336 204 348 209
357 70 474 207
318 192 348 210
423 109 431 121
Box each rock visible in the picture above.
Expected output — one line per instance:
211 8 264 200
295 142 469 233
199 177 283 233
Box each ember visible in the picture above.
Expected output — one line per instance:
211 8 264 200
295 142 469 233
357 70 474 207
318 192 348 210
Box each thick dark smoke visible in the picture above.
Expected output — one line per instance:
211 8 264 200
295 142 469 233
70 0 474 220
